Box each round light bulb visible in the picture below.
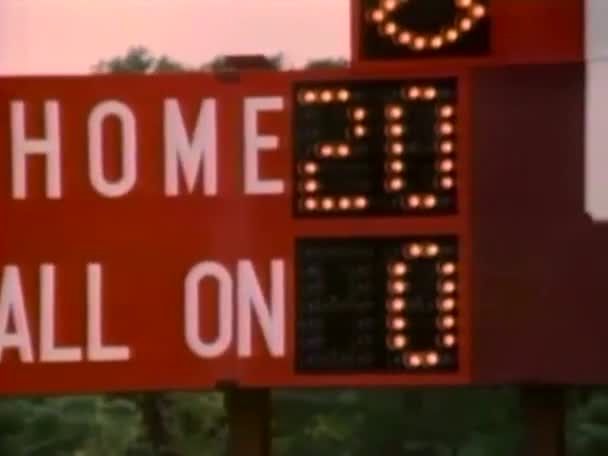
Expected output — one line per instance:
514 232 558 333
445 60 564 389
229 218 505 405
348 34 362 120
440 176 455 189
443 334 457 347
425 243 439 257
303 197 318 210
390 334 408 350
320 90 333 102
302 161 318 174
439 159 455 172
337 89 350 102
441 262 456 275
388 297 407 312
426 352 439 366
423 195 437 208
439 297 456 312
398 32 412 44
390 142 405 155
386 177 404 191
354 196 368 209
338 197 352 210
321 197 334 210
319 144 334 157
408 195 421 208
337 144 350 157
304 179 319 193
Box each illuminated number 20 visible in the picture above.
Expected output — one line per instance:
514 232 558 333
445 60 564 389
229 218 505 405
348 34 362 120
294 79 458 215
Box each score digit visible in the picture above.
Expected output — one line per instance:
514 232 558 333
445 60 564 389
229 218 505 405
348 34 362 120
293 78 459 216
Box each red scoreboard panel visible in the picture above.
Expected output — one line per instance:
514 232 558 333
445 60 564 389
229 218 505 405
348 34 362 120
0 0 602 396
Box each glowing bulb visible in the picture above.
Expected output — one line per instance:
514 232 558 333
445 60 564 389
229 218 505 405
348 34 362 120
398 31 412 44
390 142 405 155
390 262 408 276
387 123 405 137
390 280 408 294
369 8 385 23
384 22 398 35
389 160 405 173
443 334 457 347
440 141 454 154
441 280 457 294
389 334 408 350
408 354 422 367
413 36 427 50
445 28 459 42
430 36 444 49
423 87 437 100
441 262 456 275
386 177 405 191
338 197 352 210
303 179 319 193
319 144 334 157
337 89 350 102
425 243 440 257
353 125 367 138
426 352 439 366
388 317 407 331
336 144 350 157
386 105 404 120
439 159 455 172
457 0 473 7
460 17 473 31
407 194 421 208
439 297 456 312
303 197 318 210
423 194 437 208
472 4 486 18
352 107 367 121
440 176 455 189
439 122 454 135
439 315 456 329
407 86 421 99
320 90 333 102
301 161 319 175
388 297 407 312
300 90 317 104
383 0 399 11
407 243 423 257
354 196 368 209
440 105 455 118
321 197 335 210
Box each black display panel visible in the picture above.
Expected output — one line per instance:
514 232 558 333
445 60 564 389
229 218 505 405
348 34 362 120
360 0 490 60
293 78 459 217
295 237 460 373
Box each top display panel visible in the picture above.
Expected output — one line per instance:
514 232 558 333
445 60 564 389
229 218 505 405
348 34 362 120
352 0 583 64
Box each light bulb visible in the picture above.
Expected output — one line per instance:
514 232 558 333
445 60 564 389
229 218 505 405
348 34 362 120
439 297 456 312
338 197 352 210
426 352 439 366
321 197 334 210
387 297 407 312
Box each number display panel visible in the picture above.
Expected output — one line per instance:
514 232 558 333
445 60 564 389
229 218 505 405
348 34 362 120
359 0 490 60
293 78 459 216
296 237 460 373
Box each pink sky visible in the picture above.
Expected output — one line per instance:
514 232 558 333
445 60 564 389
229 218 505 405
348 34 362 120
0 0 350 75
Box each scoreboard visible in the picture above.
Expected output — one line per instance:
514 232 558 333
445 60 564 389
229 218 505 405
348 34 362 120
0 0 606 396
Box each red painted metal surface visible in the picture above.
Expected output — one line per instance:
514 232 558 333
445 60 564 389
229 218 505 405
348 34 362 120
0 67 473 395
